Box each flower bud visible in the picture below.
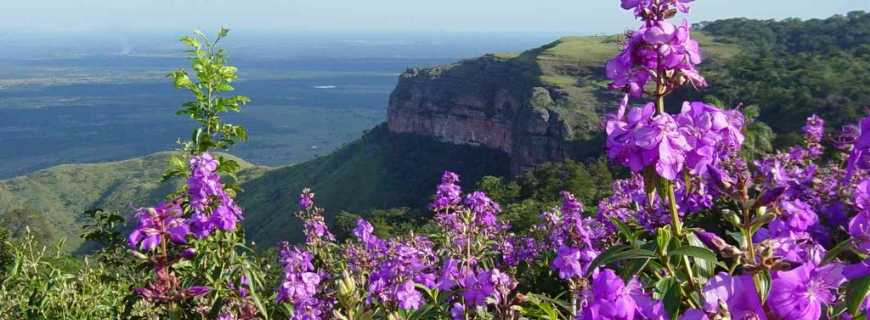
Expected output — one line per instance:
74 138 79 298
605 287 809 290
183 286 211 297
694 230 743 258
724 211 741 227
180 248 197 259
708 165 734 190
130 250 149 260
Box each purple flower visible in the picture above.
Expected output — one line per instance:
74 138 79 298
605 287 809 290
187 153 243 238
635 112 692 180
676 101 745 176
850 211 870 253
464 191 501 228
766 199 818 238
678 309 708 320
768 263 845 320
702 273 767 319
183 286 211 297
395 280 423 310
366 237 436 311
450 303 466 320
551 246 586 280
845 115 870 180
581 269 638 320
499 235 541 267
833 124 860 152
803 114 825 144
302 214 335 244
606 98 693 180
276 243 323 308
856 178 870 211
431 171 462 210
694 230 741 257
298 188 314 210
606 12 705 96
461 269 495 306
353 218 383 249
605 97 653 171
128 200 189 251
845 258 870 280
561 191 584 215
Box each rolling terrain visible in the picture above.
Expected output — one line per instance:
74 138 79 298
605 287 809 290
0 34 737 251
3 12 870 253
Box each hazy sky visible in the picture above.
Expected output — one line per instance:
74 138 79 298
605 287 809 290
3 0 870 34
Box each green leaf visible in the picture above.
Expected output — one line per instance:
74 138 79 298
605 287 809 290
244 270 270 320
217 27 230 40
657 278 681 318
685 232 716 278
847 275 870 317
822 238 853 265
668 246 718 263
610 217 635 240
585 245 656 276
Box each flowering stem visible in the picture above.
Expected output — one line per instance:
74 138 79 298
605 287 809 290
666 183 682 237
654 69 701 301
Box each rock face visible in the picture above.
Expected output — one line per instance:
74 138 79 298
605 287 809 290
387 37 617 173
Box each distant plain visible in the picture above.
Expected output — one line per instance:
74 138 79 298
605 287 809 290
0 32 563 178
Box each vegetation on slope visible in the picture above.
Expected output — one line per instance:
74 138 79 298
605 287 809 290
0 152 267 251
238 124 511 245
2 12 869 254
692 11 870 145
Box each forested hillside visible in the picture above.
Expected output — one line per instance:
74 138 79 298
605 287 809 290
692 11 870 144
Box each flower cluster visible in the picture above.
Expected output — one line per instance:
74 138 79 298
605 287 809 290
605 97 744 181
187 153 244 238
366 235 437 311
127 152 255 313
276 242 328 319
542 192 605 280
128 198 189 251
296 189 335 245
607 0 704 97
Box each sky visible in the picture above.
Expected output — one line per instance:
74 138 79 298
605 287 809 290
2 0 869 35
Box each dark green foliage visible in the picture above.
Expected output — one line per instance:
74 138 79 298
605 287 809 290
334 207 422 240
0 227 10 277
79 209 131 266
0 207 59 247
695 12 870 144
239 124 512 246
701 11 870 54
740 105 777 161
477 158 614 231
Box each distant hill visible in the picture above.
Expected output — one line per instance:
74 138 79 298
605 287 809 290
238 124 510 246
0 152 268 251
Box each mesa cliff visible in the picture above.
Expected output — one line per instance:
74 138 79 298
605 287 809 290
387 35 736 173
387 36 621 173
